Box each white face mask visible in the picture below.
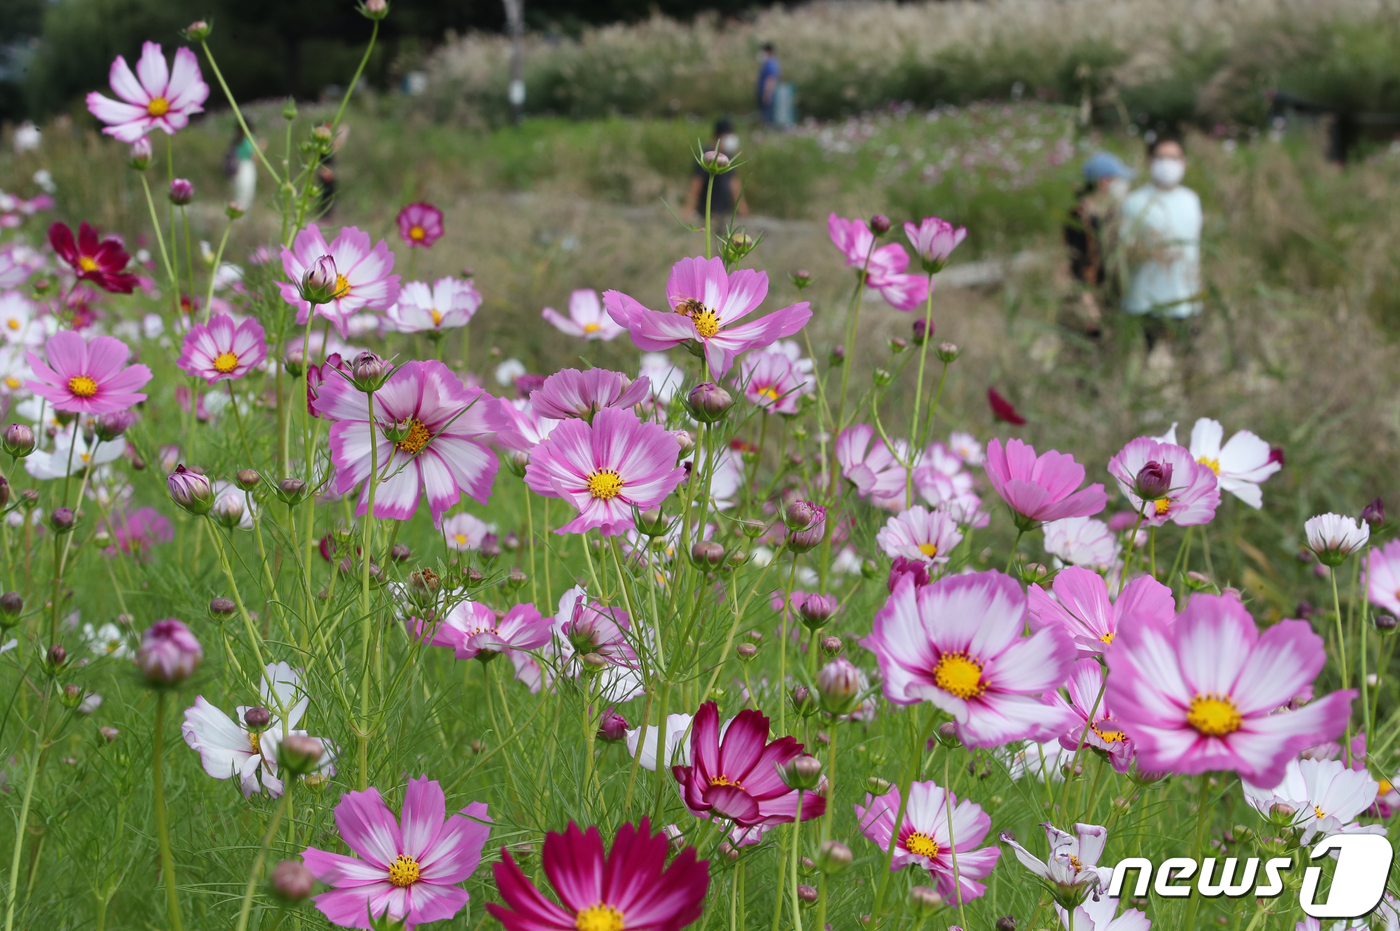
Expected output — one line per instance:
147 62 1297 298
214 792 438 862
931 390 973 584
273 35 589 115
1150 157 1186 188
1107 177 1131 200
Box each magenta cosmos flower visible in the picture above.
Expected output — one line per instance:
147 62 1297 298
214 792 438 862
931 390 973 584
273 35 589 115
177 313 267 383
523 407 686 536
860 571 1077 748
397 202 444 248
735 346 812 415
1046 658 1135 774
603 256 811 378
1105 593 1355 787
828 214 929 310
387 278 480 334
489 819 709 931
530 368 650 423
106 506 173 560
836 424 907 501
416 600 550 663
875 506 963 565
278 224 400 338
542 289 625 341
312 360 499 522
26 330 151 414
49 221 139 293
302 776 490 929
1107 436 1219 527
673 701 826 828
855 780 999 904
984 438 1107 529
1026 566 1175 658
904 217 968 272
1367 540 1400 617
493 397 560 453
85 42 209 143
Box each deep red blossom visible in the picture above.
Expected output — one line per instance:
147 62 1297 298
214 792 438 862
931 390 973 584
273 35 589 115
49 221 139 293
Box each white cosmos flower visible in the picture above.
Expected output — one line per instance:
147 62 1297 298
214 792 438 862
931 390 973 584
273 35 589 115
1242 757 1385 844
1043 516 1120 570
441 512 494 551
83 622 130 659
876 505 963 564
639 352 685 404
0 291 43 347
948 430 984 466
626 713 695 771
999 821 1110 906
494 357 526 387
25 426 125 480
1187 418 1279 509
999 738 1068 783
1306 513 1370 567
180 662 336 799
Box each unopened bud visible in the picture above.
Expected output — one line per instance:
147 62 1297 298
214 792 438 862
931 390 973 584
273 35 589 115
869 214 891 235
128 137 153 171
790 269 813 289
798 593 837 630
1376 614 1397 635
390 544 410 562
1133 461 1173 501
995 917 1017 931
275 478 309 505
270 859 315 901
889 337 907 353
50 507 76 533
244 706 271 729
828 345 845 367
60 684 83 708
3 424 35 458
690 541 726 570
209 597 236 618
779 753 823 790
935 342 960 363
821 635 843 656
636 508 668 537
736 643 758 660
168 465 214 515
687 382 734 422
817 840 852 874
867 776 892 794
0 591 21 625
169 178 194 205
278 734 324 775
300 255 340 304
99 726 120 743
908 886 943 915
872 367 892 387
935 721 961 748
235 469 260 491
791 684 815 717
350 351 390 392
596 707 628 743
185 20 212 40
797 885 818 905
47 643 66 668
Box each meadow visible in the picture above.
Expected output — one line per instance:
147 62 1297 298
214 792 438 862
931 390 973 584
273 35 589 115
0 6 1398 931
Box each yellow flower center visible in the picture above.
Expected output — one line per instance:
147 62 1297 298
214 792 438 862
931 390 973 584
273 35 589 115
905 831 940 859
584 322 602 333
709 774 743 788
4 376 19 389
248 731 261 755
1092 722 1127 742
587 469 624 500
409 225 426 241
1154 497 1171 516
917 543 939 558
1198 456 1220 475
757 385 781 401
1314 805 1327 820
68 375 99 397
146 96 170 117
396 419 432 455
575 904 625 931
453 534 468 546
1099 631 1115 645
933 651 985 699
77 256 100 273
1381 779 1393 795
430 309 443 326
214 351 239 374
5 319 19 330
1187 693 1243 737
332 274 351 299
692 309 721 339
388 854 421 887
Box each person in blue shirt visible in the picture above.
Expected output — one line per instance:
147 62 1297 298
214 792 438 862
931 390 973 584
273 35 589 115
756 43 780 126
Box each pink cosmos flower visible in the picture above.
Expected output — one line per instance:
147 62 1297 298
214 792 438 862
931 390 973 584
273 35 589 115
182 662 335 799
419 601 550 662
828 214 929 310
1042 517 1120 571
544 586 643 700
860 570 1078 748
85 42 209 143
49 221 139 293
854 780 999 904
1367 539 1400 617
876 506 964 564
1026 566 1175 658
984 438 1107 529
673 701 826 828
26 330 152 414
397 203 444 249
302 776 490 929
492 397 560 453
523 407 686 536
278 224 400 338
312 360 499 522
836 424 907 501
530 368 650 423
105 506 173 560
1105 593 1356 787
542 289 624 341
603 256 811 378
735 347 812 415
387 278 480 334
176 313 267 383
1106 437 1219 528
904 217 968 271
442 513 492 551
488 819 709 931
1242 757 1382 843
1046 659 1135 773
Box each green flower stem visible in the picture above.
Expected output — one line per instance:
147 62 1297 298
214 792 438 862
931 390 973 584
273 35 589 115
198 41 283 185
4 711 45 931
138 173 182 323
1181 775 1212 931
1331 567 1352 765
789 791 805 931
944 751 968 931
210 526 267 678
233 783 292 931
358 391 380 790
203 218 234 323
152 692 183 931
905 276 937 504
872 706 936 926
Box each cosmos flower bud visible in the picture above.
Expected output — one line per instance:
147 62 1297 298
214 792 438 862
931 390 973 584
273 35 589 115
95 410 135 441
407 569 441 609
244 706 271 729
779 754 823 790
1019 562 1051 585
504 567 528 594
912 318 933 345
1375 614 1397 636
2 424 35 459
270 860 315 902
790 269 812 289
50 507 76 534
60 684 83 708
207 597 236 620
235 469 260 491
349 351 391 392
136 619 203 686
311 124 334 146
821 635 843 656
907 887 943 916
634 507 668 537
798 593 837 630
736 643 758 661
169 178 194 205
935 342 960 363
797 885 818 906
390 544 410 562
869 214 891 235
463 566 485 588
283 349 305 377
790 684 815 717
185 20 212 40
360 0 389 20
872 368 892 387
46 643 67 670
503 532 519 552
817 657 862 714
1362 497 1386 527
128 137 153 171
687 382 734 422
784 500 819 532
225 201 245 219
995 917 1017 931
785 503 827 553
276 478 309 505
277 734 324 776
701 150 730 171
211 493 245 529
579 652 609 673
690 541 726 570
1133 460 1173 501
867 776 892 794
99 726 120 743
299 255 340 305
935 721 961 748
889 337 907 353
718 842 738 862
596 707 628 743
828 345 845 367
168 465 214 515
737 518 766 539
0 591 21 627
720 231 757 267
818 840 853 875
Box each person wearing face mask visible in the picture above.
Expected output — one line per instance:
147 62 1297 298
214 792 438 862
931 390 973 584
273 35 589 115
684 118 749 221
1064 151 1135 336
1119 136 1203 334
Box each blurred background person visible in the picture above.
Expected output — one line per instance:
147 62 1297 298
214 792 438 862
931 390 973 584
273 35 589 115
685 118 747 221
1120 135 1203 348
1063 150 1134 336
756 42 780 126
224 121 259 212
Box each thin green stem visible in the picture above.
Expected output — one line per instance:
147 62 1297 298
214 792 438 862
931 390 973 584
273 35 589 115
358 391 380 789
233 785 292 931
153 692 183 931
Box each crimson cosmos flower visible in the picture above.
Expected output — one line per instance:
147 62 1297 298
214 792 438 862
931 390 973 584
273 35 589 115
48 221 139 293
